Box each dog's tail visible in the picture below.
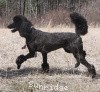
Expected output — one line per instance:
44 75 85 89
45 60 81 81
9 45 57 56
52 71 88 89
70 12 88 35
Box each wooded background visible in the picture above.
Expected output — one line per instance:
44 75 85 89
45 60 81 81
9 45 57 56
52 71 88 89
0 0 99 27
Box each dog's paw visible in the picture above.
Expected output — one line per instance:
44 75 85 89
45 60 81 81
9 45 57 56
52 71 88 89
88 65 96 78
42 63 49 73
16 55 26 69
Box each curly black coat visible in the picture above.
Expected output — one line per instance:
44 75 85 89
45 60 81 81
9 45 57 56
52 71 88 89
8 12 96 78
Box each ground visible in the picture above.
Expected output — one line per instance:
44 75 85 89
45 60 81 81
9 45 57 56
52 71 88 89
0 27 100 92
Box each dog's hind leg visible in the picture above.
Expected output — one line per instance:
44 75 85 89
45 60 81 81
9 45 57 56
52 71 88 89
64 46 80 68
72 48 96 78
74 50 86 68
41 52 49 72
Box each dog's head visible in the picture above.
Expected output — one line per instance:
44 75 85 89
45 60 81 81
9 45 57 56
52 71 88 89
8 15 33 37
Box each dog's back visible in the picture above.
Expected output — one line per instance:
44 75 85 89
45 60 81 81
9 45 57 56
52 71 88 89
30 28 81 52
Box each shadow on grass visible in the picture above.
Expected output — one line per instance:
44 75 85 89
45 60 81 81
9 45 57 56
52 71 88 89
0 67 87 79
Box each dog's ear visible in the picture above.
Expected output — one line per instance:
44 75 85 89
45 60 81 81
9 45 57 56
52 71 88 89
23 17 33 29
19 21 32 37
25 19 33 27
21 21 32 31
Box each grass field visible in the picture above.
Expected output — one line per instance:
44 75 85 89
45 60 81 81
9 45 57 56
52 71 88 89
0 27 100 92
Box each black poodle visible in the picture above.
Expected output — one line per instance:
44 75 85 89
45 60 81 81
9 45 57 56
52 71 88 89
8 12 96 78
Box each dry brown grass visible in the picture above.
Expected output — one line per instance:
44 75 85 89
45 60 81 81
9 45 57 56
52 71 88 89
0 27 100 92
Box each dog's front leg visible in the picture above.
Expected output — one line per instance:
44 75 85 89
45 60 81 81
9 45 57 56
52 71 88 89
16 52 35 69
41 52 49 72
